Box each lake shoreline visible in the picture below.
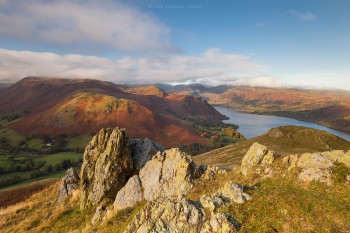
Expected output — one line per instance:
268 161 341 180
214 106 350 141
213 104 350 136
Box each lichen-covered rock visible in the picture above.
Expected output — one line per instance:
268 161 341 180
215 181 251 204
91 205 107 225
282 154 299 171
200 195 225 212
56 167 80 204
207 212 239 233
139 148 196 201
114 175 143 211
296 153 334 170
196 165 227 180
124 197 205 233
241 142 276 176
322 150 350 167
129 138 164 170
298 168 333 186
80 128 133 210
124 197 239 233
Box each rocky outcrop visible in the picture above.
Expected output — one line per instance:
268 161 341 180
283 150 350 185
80 128 133 210
124 196 239 233
206 212 239 233
139 148 196 201
241 142 276 176
114 175 143 211
56 167 80 204
215 181 252 204
200 195 225 212
129 138 164 170
196 164 227 180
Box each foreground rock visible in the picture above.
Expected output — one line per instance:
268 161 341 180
56 167 80 204
241 142 276 176
114 175 143 211
129 138 164 170
80 128 133 210
139 148 196 201
124 196 239 233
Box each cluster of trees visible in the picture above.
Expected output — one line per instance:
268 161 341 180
0 158 81 188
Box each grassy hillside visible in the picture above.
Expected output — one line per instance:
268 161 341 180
1 165 349 232
194 125 350 169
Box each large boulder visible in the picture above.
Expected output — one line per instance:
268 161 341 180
139 148 196 201
114 175 143 211
56 167 80 204
296 153 334 170
241 142 276 176
80 128 133 210
129 138 164 170
124 197 239 233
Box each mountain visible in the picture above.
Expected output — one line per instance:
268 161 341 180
1 127 350 232
0 77 226 147
162 84 350 134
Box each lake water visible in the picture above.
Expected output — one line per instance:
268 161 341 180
215 106 350 141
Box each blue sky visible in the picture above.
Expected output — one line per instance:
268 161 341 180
0 0 349 90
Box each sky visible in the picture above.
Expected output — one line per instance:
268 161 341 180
0 0 349 90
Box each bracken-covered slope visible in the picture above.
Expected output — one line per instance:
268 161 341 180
193 125 350 169
0 77 225 147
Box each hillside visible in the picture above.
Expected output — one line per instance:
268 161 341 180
194 125 350 169
0 127 350 232
0 77 226 147
161 84 350 134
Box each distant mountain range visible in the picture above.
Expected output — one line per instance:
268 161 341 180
0 77 225 147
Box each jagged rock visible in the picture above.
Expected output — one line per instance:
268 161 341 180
241 142 276 176
208 212 239 233
124 197 205 233
215 181 251 204
298 168 333 186
200 195 225 212
129 138 164 170
80 128 133 210
268 127 284 138
196 165 227 180
139 148 196 201
56 167 80 204
114 175 143 211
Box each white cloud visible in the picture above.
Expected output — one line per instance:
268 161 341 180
0 48 270 86
0 0 171 52
289 10 316 21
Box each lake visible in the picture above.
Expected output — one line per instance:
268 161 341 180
215 106 350 141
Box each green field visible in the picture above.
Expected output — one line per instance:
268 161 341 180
35 152 83 166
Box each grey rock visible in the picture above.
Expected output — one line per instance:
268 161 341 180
114 175 143 211
129 138 164 170
139 148 196 201
56 167 80 204
215 181 251 204
241 142 276 176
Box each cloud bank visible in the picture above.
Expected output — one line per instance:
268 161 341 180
0 0 171 52
0 48 282 87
